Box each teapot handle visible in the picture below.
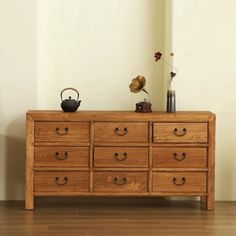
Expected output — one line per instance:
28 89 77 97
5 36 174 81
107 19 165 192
60 88 79 102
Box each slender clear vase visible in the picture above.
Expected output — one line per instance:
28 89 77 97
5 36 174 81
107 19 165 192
166 90 176 113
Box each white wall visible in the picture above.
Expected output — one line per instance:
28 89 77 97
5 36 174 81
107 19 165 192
172 0 236 200
37 0 165 111
0 0 37 200
0 0 165 200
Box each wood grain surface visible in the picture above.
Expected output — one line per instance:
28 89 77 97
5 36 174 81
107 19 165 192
152 172 206 193
94 122 148 143
34 171 89 192
27 110 215 122
25 111 215 210
206 115 216 210
35 147 89 167
1 200 235 236
25 114 34 210
94 147 148 167
153 123 208 143
94 172 147 193
152 147 207 168
35 122 89 142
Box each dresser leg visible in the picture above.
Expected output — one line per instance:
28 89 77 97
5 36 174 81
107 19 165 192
201 196 214 211
25 195 34 210
200 196 206 209
206 195 215 211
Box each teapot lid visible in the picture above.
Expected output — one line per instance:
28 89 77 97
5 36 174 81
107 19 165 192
64 96 74 101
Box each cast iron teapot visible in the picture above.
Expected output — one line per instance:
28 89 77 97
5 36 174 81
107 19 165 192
60 87 81 112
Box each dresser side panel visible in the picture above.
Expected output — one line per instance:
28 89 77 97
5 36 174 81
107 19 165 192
25 114 34 209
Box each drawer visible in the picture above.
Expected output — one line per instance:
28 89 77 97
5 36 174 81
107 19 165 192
94 172 147 193
34 171 89 192
153 123 208 143
94 147 148 167
152 172 206 193
152 147 207 168
35 122 89 142
34 147 89 167
94 122 148 143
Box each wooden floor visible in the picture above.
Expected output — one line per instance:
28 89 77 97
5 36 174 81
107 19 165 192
0 198 235 236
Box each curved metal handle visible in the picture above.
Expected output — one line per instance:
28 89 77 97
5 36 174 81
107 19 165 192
114 152 128 161
173 152 186 161
55 177 68 186
113 177 127 185
55 127 69 135
114 127 128 136
60 87 79 102
55 152 68 160
173 128 187 137
173 177 186 186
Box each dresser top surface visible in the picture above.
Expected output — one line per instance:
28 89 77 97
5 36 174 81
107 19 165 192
27 110 215 122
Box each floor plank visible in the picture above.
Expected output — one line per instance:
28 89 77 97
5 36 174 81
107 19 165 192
0 198 235 236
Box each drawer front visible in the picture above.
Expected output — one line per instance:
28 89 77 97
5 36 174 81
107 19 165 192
153 123 208 143
152 147 207 168
94 172 147 193
34 171 89 192
152 172 206 193
94 147 148 167
94 122 148 143
35 122 89 142
34 147 89 167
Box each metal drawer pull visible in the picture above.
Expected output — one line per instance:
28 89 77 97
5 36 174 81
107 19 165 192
114 127 128 136
173 128 187 137
114 152 128 161
173 177 186 186
173 152 186 161
55 152 68 160
55 127 69 135
113 177 127 185
55 177 68 185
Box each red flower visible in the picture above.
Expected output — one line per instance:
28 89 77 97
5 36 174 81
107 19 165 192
154 52 162 61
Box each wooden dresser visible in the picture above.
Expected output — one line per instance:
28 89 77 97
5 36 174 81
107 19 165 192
25 111 215 210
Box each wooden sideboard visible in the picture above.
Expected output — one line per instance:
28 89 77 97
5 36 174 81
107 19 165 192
25 111 215 210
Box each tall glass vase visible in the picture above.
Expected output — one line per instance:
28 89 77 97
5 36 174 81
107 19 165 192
166 89 176 113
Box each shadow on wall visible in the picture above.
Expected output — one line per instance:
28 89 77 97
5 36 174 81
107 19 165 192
4 118 25 200
217 146 233 200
